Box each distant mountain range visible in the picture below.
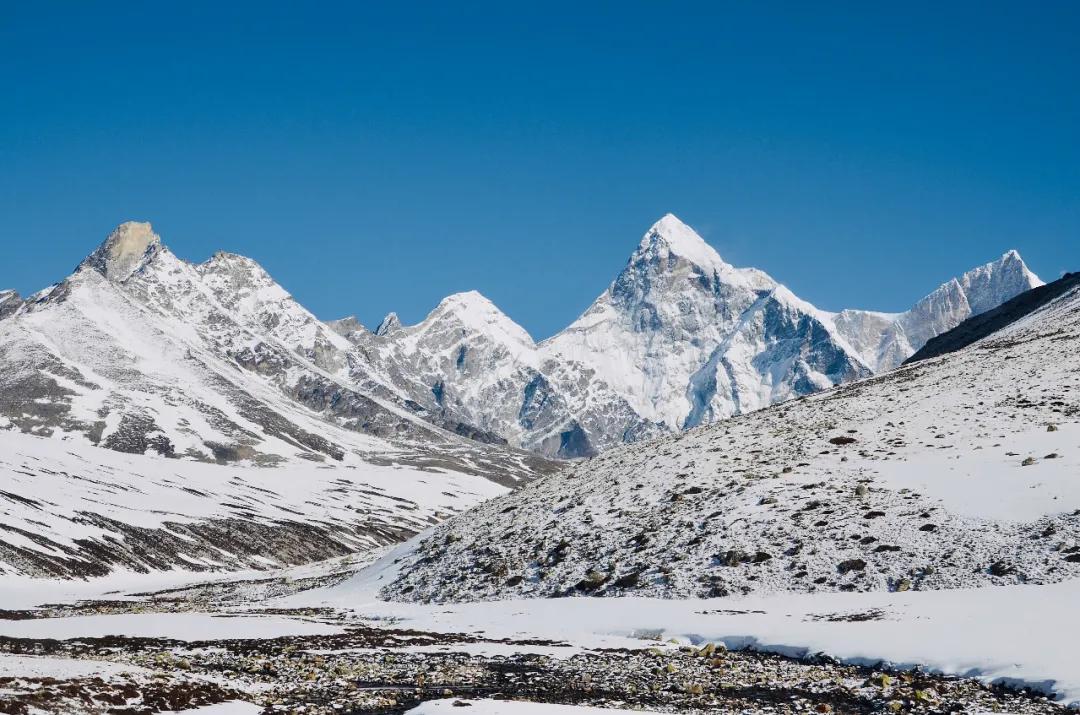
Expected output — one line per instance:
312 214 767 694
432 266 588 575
0 215 1041 462
332 214 1040 456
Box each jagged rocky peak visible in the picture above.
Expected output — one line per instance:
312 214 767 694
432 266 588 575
374 312 402 336
957 249 1043 315
81 221 163 282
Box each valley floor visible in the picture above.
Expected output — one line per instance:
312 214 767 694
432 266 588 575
0 548 1075 715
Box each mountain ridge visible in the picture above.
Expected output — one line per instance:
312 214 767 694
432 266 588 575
0 216 1042 461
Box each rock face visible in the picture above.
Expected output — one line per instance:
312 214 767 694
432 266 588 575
382 278 1080 602
0 290 21 321
343 214 1041 457
80 220 163 282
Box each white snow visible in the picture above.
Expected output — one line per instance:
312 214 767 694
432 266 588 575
160 702 263 715
0 654 150 679
0 613 342 641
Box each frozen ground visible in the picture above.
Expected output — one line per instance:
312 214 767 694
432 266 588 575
405 700 666 715
0 613 342 640
285 541 1080 706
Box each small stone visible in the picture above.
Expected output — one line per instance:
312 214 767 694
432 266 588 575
855 483 869 497
989 561 1016 577
837 558 867 574
1022 456 1036 466
872 673 894 688
1048 424 1059 432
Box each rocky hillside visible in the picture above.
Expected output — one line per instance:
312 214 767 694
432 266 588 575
383 277 1080 602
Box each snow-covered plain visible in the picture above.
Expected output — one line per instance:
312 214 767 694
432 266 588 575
0 613 342 641
0 654 150 679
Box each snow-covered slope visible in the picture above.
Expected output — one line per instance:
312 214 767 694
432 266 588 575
0 222 555 577
0 429 507 578
350 214 1040 457
383 276 1080 602
340 291 570 449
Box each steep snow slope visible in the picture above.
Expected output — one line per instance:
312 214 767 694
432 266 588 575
384 278 1080 602
352 214 1039 457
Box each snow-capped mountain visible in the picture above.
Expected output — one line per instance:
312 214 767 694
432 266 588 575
833 249 1043 371
383 272 1080 602
353 214 1041 457
0 222 555 576
0 216 1043 468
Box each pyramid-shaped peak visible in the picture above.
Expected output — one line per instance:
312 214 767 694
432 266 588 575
82 221 163 282
639 213 727 269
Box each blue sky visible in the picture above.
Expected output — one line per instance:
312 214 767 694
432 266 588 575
2 2 1077 339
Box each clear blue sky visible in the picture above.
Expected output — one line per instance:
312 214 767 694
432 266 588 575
2 2 1077 339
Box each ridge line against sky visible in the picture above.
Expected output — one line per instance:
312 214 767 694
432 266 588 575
1 2 1077 339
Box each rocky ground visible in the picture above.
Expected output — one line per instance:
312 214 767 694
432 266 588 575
0 579 1068 715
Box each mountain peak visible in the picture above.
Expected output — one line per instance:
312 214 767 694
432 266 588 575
639 213 726 269
82 221 162 282
430 291 535 346
437 290 495 311
375 312 402 336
